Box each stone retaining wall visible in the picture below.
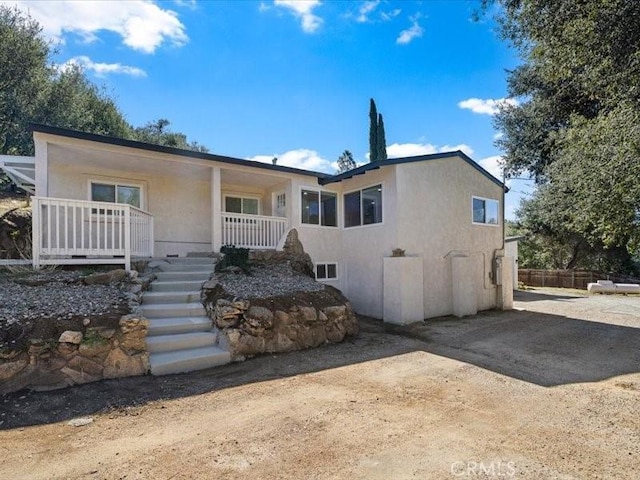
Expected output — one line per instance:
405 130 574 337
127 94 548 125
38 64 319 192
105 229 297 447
0 315 149 395
204 282 359 361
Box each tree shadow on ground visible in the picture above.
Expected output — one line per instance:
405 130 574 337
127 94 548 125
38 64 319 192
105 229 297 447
2 308 639 430
514 289 585 302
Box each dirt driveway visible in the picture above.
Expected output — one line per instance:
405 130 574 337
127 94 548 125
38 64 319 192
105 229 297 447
1 289 639 479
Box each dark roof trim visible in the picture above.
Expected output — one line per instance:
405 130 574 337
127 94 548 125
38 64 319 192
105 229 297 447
319 150 506 190
29 124 506 190
29 123 331 180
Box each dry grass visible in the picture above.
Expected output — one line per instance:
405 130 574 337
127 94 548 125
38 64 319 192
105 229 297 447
0 192 30 215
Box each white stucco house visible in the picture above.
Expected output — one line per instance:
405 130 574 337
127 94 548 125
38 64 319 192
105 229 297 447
0 124 513 321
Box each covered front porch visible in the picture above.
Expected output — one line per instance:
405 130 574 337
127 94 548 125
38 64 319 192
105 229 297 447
30 195 289 270
3 132 297 270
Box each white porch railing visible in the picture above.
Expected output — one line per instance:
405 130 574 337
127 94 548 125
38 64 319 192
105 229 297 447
32 197 154 270
221 212 287 249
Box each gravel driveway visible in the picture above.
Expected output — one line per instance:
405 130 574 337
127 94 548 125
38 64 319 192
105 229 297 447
1 288 638 479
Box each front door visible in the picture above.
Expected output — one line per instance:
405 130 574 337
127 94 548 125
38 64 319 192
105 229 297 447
273 191 286 217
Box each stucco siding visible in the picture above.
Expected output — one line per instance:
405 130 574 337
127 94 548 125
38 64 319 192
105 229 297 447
395 157 504 318
47 147 212 257
290 178 343 291
339 167 398 317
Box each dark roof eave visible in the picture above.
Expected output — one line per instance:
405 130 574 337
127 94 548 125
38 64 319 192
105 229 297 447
28 123 331 180
320 150 507 190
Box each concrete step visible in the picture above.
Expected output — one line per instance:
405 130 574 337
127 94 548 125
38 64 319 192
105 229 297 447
154 271 212 282
147 316 212 336
151 280 207 292
146 331 217 353
158 263 214 272
147 256 216 265
150 346 231 376
141 302 206 319
142 290 202 305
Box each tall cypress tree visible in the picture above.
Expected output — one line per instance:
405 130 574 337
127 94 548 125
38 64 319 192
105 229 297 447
377 113 387 162
369 98 378 162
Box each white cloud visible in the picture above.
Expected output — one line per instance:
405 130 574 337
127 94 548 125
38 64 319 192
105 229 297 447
478 155 505 180
387 142 474 159
396 14 423 45
4 0 187 53
439 144 475 157
380 8 401 21
356 1 379 23
249 149 336 173
173 0 196 9
274 0 323 33
458 98 518 116
62 56 147 78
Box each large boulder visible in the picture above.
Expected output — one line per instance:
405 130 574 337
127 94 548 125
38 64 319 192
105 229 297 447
249 228 315 278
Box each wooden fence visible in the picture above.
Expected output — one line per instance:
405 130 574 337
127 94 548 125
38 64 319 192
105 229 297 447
518 269 640 290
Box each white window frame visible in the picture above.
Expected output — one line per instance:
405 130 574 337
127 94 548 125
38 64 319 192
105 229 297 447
315 262 338 281
223 194 261 215
342 182 384 229
299 186 339 228
88 179 145 210
471 195 500 226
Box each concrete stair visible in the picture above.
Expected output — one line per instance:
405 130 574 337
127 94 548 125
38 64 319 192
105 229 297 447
143 257 230 375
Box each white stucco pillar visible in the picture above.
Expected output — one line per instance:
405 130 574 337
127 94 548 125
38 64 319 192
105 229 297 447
211 166 222 252
497 256 514 310
383 256 424 324
451 254 478 318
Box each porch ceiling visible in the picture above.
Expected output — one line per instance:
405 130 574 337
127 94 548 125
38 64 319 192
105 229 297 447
221 168 292 190
50 144 299 189
50 144 213 180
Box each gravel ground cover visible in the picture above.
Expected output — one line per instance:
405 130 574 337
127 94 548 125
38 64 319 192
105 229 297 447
0 269 129 351
218 263 324 298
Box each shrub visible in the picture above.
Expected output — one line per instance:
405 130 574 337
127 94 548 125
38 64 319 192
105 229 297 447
216 245 250 273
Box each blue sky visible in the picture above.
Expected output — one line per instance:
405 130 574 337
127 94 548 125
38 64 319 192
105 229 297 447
5 0 533 219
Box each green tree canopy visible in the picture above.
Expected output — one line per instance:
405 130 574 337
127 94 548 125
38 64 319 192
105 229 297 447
133 119 209 152
336 150 356 173
368 98 378 162
376 113 387 162
0 5 52 155
486 0 640 273
368 99 387 162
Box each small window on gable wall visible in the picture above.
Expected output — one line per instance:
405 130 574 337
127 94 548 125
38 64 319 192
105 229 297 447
472 196 499 225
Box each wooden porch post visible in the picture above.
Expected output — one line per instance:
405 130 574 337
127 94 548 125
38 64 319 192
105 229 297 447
211 166 222 253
